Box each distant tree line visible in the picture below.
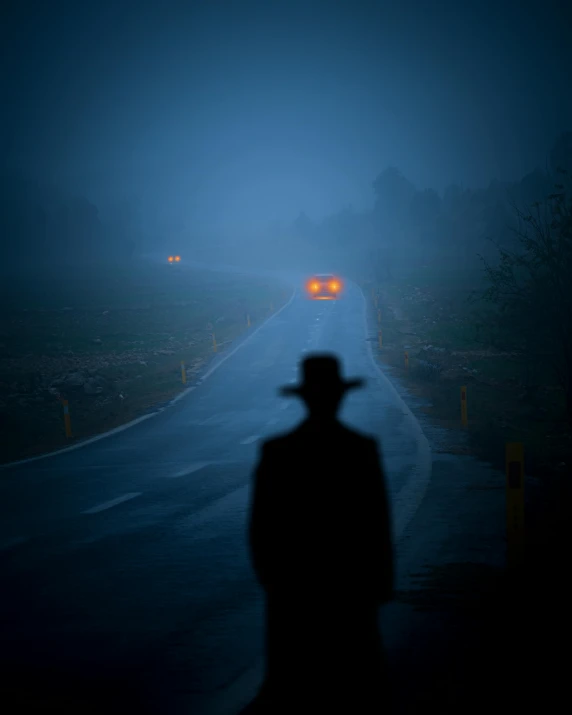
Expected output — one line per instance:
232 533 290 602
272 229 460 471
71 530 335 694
475 132 572 423
0 170 141 270
280 131 572 423
282 131 571 282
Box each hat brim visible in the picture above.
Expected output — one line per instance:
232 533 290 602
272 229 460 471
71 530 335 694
279 377 365 397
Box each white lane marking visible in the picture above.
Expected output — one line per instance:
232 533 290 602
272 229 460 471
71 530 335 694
200 289 297 382
266 417 280 426
195 415 225 426
1 285 297 470
171 462 212 478
240 435 259 445
170 385 196 403
360 283 432 541
280 401 291 410
82 492 141 514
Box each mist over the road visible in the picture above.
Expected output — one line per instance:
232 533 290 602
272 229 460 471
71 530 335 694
1 1 572 713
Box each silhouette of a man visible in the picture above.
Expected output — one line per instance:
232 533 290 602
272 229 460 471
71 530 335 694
247 353 394 713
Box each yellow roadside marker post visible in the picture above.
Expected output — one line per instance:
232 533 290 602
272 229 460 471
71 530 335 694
506 442 525 570
461 385 468 427
212 332 217 352
181 361 187 385
404 351 409 371
377 308 382 324
378 330 382 350
247 313 251 328
61 398 72 438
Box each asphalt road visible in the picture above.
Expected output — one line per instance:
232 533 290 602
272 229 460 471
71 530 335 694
0 273 430 714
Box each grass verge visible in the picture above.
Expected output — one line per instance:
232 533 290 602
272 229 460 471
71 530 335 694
352 264 571 711
362 265 572 480
0 262 291 464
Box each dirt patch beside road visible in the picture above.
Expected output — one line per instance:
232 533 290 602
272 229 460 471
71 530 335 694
359 266 572 713
0 263 290 464
363 270 572 480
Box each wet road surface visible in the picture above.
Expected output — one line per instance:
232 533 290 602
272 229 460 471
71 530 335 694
0 275 430 713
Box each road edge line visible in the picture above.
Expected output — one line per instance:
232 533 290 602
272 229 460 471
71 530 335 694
359 282 432 542
0 286 297 470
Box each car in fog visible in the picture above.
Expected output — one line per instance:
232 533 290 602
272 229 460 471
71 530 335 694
168 255 181 264
306 274 343 299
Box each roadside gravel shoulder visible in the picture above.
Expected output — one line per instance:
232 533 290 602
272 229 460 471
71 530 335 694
362 278 569 712
383 431 568 713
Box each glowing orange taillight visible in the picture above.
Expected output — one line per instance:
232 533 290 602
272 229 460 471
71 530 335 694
330 281 339 292
175 255 181 262
168 256 174 262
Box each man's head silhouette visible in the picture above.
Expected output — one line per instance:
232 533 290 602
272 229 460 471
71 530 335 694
279 353 365 419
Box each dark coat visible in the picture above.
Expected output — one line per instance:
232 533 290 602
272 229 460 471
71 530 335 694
247 417 394 711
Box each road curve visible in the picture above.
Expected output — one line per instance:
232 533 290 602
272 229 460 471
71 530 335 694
0 270 431 714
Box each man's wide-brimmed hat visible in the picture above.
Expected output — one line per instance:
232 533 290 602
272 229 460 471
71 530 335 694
280 354 365 398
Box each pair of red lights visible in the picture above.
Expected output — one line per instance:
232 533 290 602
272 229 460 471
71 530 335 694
307 277 342 295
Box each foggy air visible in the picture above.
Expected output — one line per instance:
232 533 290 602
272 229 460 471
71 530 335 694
1 1 571 713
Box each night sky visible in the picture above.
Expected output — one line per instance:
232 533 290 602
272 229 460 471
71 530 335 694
3 0 571 234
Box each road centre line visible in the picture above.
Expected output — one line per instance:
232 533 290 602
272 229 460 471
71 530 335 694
240 436 260 445
170 462 213 478
82 492 141 514
0 284 297 470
